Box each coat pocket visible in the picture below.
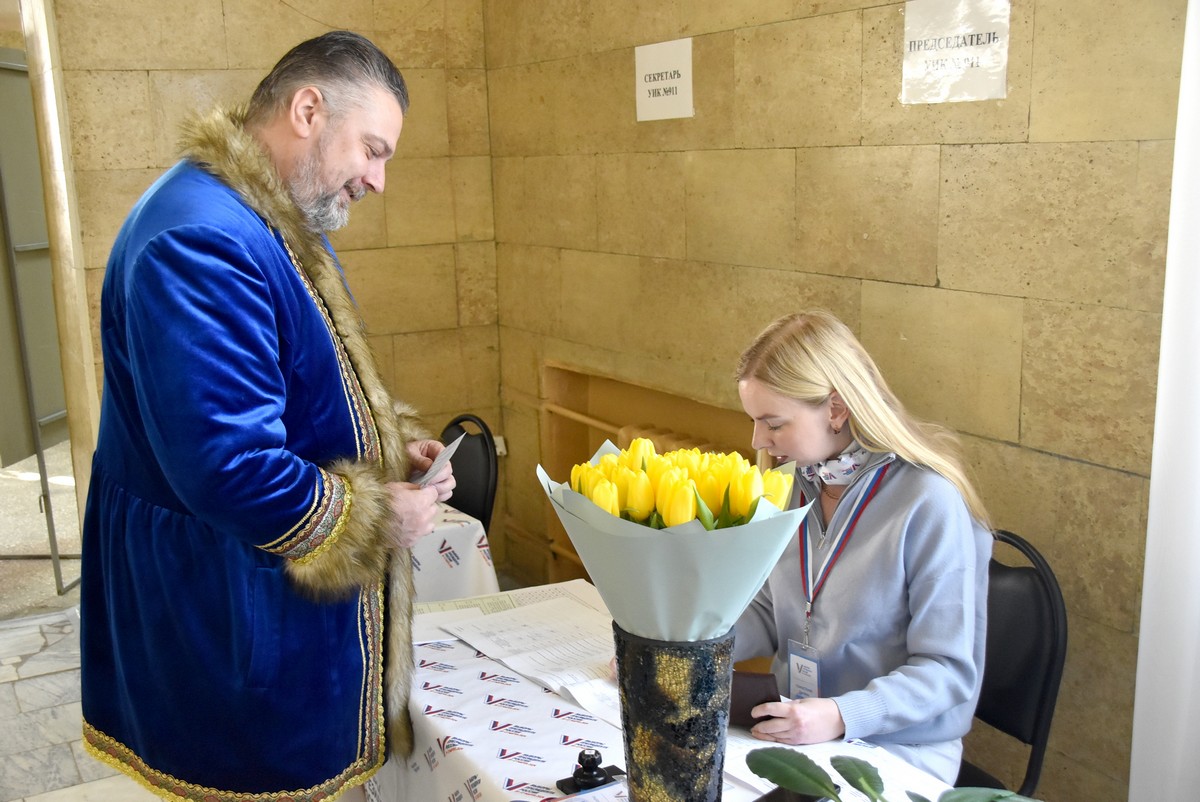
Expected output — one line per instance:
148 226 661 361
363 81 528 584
246 566 283 689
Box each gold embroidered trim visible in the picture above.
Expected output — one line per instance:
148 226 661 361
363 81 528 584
278 234 380 464
262 475 322 551
82 720 381 802
292 477 353 566
361 583 387 759
260 471 347 561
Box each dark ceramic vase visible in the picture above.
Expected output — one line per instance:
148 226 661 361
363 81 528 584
613 621 735 802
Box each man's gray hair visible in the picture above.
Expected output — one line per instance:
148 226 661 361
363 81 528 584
246 30 409 126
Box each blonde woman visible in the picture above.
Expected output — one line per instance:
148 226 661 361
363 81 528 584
733 310 991 785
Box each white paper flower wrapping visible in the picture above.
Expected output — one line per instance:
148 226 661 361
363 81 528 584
537 440 812 642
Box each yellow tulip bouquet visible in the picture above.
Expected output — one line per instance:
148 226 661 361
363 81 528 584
570 438 795 531
537 438 812 642
539 439 814 802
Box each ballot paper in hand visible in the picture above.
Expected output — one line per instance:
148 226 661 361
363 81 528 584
410 433 464 486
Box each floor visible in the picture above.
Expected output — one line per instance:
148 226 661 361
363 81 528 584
0 436 81 622
1 441 159 801
0 608 159 802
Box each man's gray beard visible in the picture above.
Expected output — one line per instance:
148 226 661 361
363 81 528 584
289 147 356 232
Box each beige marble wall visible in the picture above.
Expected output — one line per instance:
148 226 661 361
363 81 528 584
487 1 1185 800
29 0 1185 798
48 0 497 447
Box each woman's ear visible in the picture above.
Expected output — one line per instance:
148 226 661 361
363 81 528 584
828 391 850 431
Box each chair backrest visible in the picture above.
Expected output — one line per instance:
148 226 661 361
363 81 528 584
439 414 498 532
975 529 1068 797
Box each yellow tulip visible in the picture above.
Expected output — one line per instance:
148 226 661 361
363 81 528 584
645 454 674 497
761 469 794 510
620 437 657 472
619 467 654 522
655 467 686 516
572 463 605 500
612 466 630 510
590 476 620 517
729 465 764 519
669 448 702 481
661 476 698 527
696 470 727 517
596 453 620 479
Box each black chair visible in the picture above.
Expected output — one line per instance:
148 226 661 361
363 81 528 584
957 529 1068 797
439 414 498 532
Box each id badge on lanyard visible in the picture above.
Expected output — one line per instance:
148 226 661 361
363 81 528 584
787 463 890 701
788 638 821 699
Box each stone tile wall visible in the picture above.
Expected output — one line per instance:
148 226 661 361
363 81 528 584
19 0 1187 799
486 2 1185 800
52 0 497 441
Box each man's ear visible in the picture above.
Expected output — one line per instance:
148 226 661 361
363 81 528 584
288 86 325 139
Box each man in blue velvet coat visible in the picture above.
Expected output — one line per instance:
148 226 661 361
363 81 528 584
79 31 454 802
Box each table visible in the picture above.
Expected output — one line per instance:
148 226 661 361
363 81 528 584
411 503 500 602
370 582 954 802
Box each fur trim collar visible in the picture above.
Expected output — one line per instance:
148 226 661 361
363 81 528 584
179 107 314 259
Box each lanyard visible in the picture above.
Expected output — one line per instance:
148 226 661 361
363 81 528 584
798 463 891 645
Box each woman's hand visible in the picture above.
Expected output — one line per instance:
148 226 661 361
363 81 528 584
749 697 846 745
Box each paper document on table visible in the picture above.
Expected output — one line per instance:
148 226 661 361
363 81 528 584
443 596 615 695
559 675 623 728
410 433 463 486
413 578 609 617
412 607 483 644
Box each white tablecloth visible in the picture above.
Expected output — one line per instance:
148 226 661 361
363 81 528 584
385 637 624 800
370 582 953 802
411 503 500 602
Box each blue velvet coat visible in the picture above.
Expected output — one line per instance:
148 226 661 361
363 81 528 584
80 109 420 801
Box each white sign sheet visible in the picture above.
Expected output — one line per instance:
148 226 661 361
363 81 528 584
901 0 1011 104
635 38 694 121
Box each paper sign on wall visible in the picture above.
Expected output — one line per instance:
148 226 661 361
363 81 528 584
901 0 1011 104
635 38 694 121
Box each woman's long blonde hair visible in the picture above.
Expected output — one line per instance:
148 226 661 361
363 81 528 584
736 310 991 528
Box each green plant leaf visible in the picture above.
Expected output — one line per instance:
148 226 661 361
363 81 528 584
694 487 715 530
747 494 762 520
715 486 734 528
907 794 933 802
938 789 1028 802
746 748 842 801
831 755 886 801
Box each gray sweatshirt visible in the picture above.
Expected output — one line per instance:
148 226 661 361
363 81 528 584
734 452 992 784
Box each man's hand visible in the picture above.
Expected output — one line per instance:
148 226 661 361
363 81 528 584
385 482 440 549
749 697 846 745
406 438 456 501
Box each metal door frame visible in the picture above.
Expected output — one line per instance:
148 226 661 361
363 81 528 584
0 56 79 595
